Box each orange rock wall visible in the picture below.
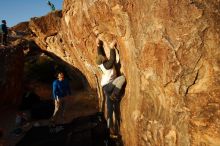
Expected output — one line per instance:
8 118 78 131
29 0 220 145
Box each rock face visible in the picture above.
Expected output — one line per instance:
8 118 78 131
0 46 24 106
29 11 62 51
27 0 220 146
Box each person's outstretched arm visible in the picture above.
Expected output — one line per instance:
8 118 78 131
103 40 117 69
103 48 116 69
96 39 106 56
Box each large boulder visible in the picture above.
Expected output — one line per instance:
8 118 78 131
27 0 220 145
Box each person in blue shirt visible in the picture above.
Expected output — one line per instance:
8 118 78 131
51 72 71 124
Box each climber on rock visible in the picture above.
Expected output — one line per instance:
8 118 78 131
95 38 126 137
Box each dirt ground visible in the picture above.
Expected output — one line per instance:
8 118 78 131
0 90 98 146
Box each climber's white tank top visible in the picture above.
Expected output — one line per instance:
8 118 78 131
98 64 117 87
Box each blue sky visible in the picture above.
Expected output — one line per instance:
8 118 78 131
0 0 63 27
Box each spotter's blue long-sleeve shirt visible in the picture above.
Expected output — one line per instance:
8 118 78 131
52 79 71 100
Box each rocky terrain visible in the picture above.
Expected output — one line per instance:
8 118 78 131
0 44 24 106
0 0 219 146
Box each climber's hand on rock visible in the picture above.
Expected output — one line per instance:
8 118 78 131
96 38 103 46
110 39 117 49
